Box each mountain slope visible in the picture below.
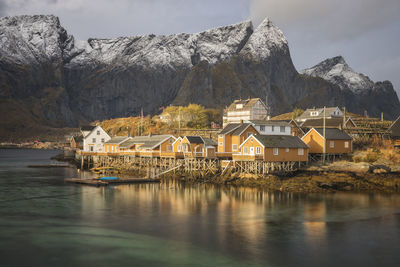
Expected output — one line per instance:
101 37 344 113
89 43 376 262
0 15 399 140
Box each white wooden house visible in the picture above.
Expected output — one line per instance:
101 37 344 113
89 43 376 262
82 125 111 152
223 98 269 127
248 120 292 136
296 107 343 122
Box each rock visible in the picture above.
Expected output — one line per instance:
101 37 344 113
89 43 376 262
326 161 372 174
371 164 391 174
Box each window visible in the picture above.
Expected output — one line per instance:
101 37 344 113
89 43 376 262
219 135 223 138
232 144 238 151
285 148 289 152
236 104 243 109
311 111 318 116
167 145 172 152
330 141 334 148
271 126 275 132
243 146 249 154
92 138 96 143
345 141 349 148
178 145 182 152
256 147 261 154
90 146 93 152
97 130 100 135
280 126 285 133
169 138 174 144
250 138 253 143
250 147 254 154
219 142 223 146
112 146 114 152
298 148 304 155
101 138 105 143
260 125 265 132
273 148 278 155
247 132 252 138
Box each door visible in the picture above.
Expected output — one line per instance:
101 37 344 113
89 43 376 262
250 147 254 155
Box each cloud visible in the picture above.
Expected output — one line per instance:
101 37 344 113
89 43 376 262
250 0 400 41
249 0 400 94
0 0 249 39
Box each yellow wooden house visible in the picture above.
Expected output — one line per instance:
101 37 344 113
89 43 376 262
301 128 353 154
233 134 309 162
217 123 259 158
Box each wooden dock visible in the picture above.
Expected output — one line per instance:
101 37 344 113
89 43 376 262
65 177 161 186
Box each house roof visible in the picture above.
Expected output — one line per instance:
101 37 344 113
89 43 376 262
119 139 137 148
105 136 130 145
185 136 204 144
312 128 352 140
80 125 96 131
246 135 308 148
224 98 267 113
297 107 342 121
388 115 400 138
72 135 83 143
219 124 242 135
249 120 291 127
301 117 355 128
203 138 217 147
128 134 174 149
230 123 253 136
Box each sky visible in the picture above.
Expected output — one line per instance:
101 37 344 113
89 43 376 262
1 0 399 95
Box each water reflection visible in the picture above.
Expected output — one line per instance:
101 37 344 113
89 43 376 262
1 149 400 266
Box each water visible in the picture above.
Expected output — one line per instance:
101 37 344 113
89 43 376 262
1 149 400 267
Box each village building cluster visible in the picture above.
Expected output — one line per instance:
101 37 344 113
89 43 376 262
69 98 392 170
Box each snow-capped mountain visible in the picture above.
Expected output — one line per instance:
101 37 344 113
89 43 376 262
0 15 399 139
300 56 375 93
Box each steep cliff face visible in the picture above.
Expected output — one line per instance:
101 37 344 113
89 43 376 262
0 15 399 140
301 56 400 117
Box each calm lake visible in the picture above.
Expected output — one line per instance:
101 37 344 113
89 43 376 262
1 149 400 266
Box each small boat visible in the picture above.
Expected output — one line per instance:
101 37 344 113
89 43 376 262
96 176 120 181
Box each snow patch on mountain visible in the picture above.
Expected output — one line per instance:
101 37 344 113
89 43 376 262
240 18 288 60
301 56 375 93
67 20 253 69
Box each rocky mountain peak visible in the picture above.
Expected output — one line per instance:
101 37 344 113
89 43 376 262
240 18 288 60
301 56 375 93
0 14 73 64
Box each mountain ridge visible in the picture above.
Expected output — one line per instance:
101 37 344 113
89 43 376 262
0 15 399 140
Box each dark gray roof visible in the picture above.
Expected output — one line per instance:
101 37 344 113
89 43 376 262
388 116 400 138
313 128 352 140
219 124 241 135
80 125 96 131
203 138 217 147
105 136 130 144
72 135 83 143
185 136 204 144
231 123 252 136
252 135 308 148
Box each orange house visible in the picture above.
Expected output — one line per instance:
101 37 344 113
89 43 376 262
174 136 217 158
217 123 259 158
134 135 176 157
302 128 353 154
104 136 131 153
233 135 309 162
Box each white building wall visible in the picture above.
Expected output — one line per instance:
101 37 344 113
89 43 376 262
254 125 291 136
83 126 111 152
